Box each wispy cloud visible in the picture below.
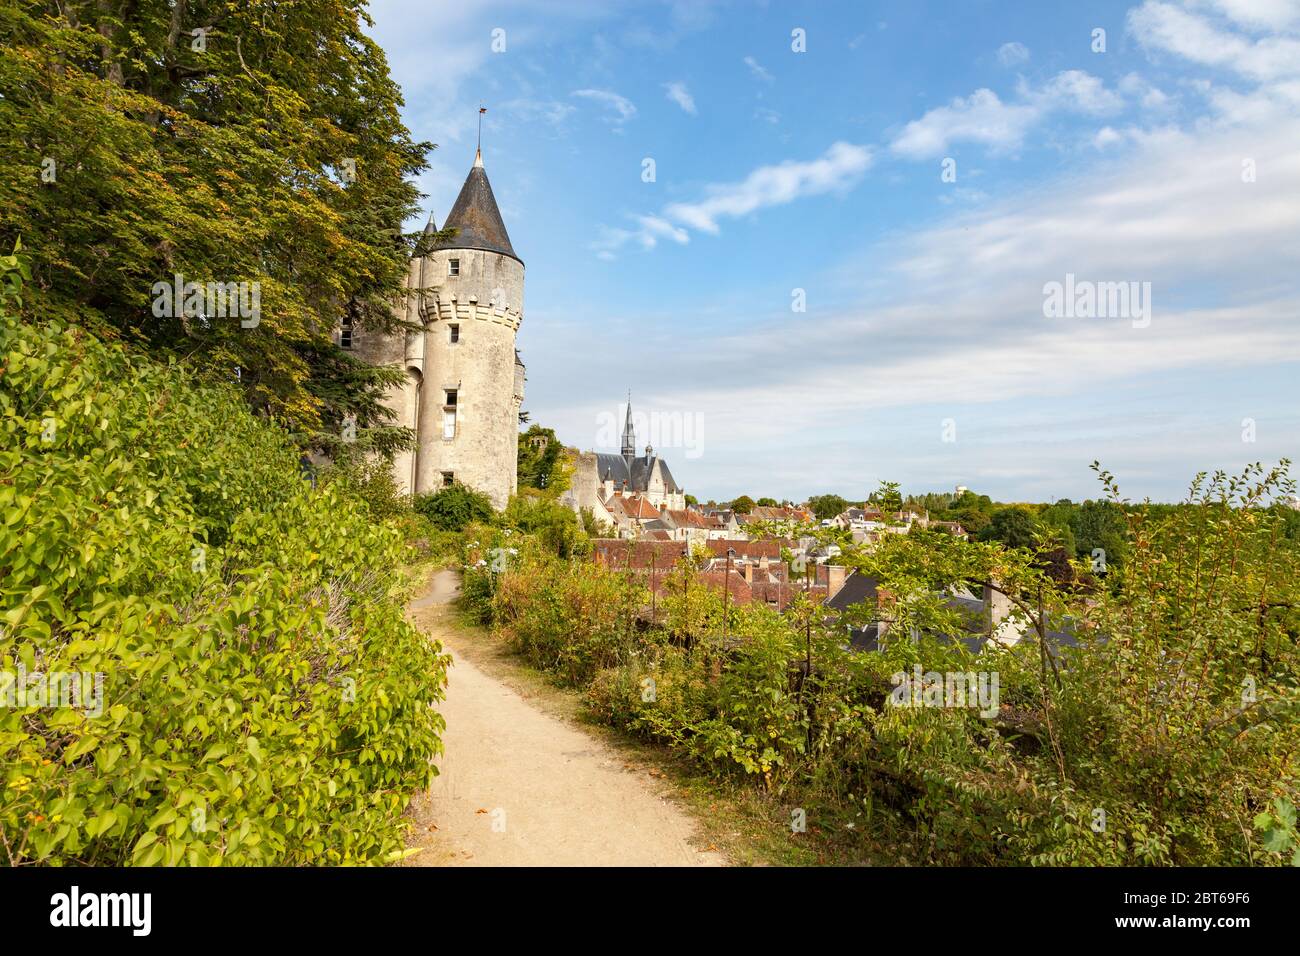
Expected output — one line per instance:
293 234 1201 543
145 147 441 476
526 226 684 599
593 214 691 258
663 81 697 115
996 41 1030 66
1129 0 1300 80
501 98 577 127
571 88 638 126
743 55 774 83
664 142 874 234
890 70 1121 158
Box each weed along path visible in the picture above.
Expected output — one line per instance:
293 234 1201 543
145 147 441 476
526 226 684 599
403 569 727 867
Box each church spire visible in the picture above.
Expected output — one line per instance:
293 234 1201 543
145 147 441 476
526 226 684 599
621 392 636 462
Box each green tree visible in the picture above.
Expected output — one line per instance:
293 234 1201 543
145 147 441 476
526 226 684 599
978 506 1043 550
517 425 562 492
730 495 755 514
807 494 849 520
1072 499 1128 570
870 480 903 514
0 0 430 453
755 497 779 508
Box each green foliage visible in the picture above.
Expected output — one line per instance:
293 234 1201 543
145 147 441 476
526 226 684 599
869 480 903 514
464 534 645 686
0 0 429 443
0 304 448 864
1070 498 1128 570
730 495 755 515
807 494 849 520
977 506 1043 550
517 425 563 493
1254 797 1300 866
414 482 495 532
497 493 590 559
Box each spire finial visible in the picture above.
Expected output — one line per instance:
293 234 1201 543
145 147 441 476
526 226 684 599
476 104 487 166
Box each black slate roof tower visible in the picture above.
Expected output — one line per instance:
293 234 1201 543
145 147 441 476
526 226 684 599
434 148 520 262
622 393 636 464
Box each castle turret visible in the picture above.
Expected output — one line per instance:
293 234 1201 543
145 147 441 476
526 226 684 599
405 148 523 509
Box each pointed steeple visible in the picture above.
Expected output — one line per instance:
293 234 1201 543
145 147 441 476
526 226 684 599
435 149 519 262
621 393 636 463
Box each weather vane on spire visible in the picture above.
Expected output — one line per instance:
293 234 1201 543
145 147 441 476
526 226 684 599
477 103 487 162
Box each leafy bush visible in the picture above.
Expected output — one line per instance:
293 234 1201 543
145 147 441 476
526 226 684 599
414 482 495 532
471 536 646 686
1 305 448 864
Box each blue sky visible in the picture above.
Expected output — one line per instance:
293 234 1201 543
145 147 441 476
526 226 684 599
367 0 1300 503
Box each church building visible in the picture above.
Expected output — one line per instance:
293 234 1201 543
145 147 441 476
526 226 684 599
566 397 688 525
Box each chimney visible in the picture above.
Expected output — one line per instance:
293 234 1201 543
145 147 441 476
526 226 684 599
983 582 1013 633
743 563 754 584
826 565 847 597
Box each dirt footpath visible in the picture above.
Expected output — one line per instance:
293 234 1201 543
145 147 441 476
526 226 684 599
404 569 726 867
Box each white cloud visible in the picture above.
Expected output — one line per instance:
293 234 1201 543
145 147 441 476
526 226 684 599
571 88 638 125
1028 70 1125 114
1092 126 1125 148
501 98 577 127
1129 0 1300 80
591 214 690 259
664 142 874 234
891 89 1038 158
663 81 697 115
997 41 1030 66
1188 0 1300 32
636 214 690 246
1119 72 1172 108
743 55 773 83
891 71 1120 158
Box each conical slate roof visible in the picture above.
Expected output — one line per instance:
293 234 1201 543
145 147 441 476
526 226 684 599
435 151 519 262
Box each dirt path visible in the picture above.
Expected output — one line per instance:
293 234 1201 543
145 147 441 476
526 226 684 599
404 569 726 867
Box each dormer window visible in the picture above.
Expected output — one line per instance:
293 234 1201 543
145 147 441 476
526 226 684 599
448 258 460 277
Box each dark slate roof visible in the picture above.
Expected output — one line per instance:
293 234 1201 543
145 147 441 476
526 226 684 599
825 570 880 612
435 157 520 262
594 453 681 494
596 453 631 486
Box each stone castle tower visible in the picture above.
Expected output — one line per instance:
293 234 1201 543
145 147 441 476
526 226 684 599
352 148 524 509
